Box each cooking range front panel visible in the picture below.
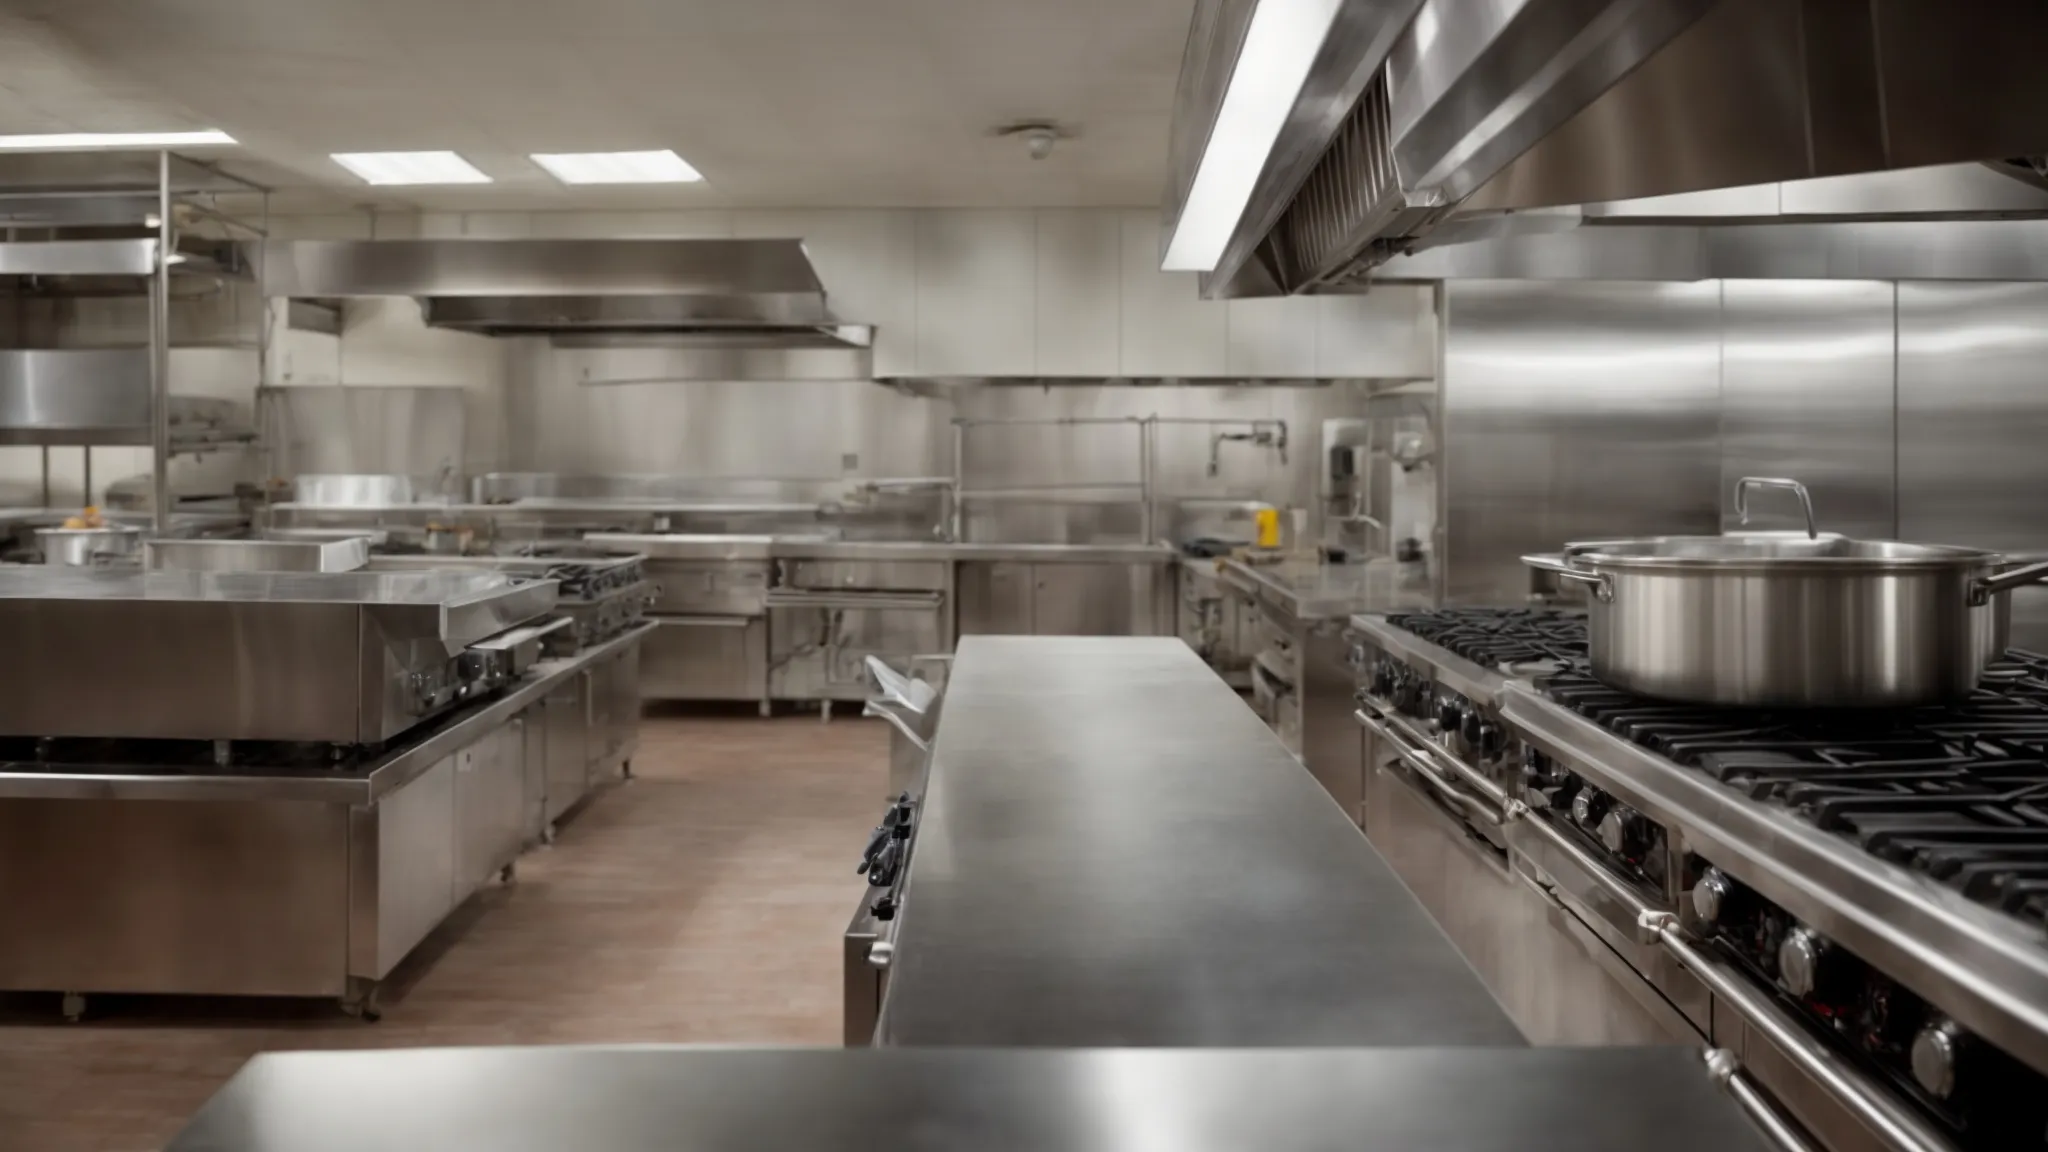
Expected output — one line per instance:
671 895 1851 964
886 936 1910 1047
1373 607 2048 1151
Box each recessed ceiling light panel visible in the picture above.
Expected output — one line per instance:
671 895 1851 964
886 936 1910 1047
530 149 702 184
331 151 491 185
0 130 236 151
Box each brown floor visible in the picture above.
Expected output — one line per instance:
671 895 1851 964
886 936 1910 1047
0 708 885 1152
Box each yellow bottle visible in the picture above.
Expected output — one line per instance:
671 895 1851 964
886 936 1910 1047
1253 507 1281 550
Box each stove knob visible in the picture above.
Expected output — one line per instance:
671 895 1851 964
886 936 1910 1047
1570 787 1609 830
1393 673 1424 714
1911 1016 1966 1101
1435 695 1466 733
1597 805 1641 854
1370 659 1396 699
1459 710 1502 757
1692 868 1734 924
1777 926 1830 998
1475 722 1504 758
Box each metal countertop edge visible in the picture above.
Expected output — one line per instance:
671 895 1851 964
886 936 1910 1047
1211 556 1427 622
590 537 1179 564
0 622 656 805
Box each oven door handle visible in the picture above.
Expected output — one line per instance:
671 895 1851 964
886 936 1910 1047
1512 874 1822 1152
1501 799 1666 945
1354 707 1501 827
1351 696 1515 811
1706 1051 1825 1152
1640 912 1962 1152
1361 697 1511 809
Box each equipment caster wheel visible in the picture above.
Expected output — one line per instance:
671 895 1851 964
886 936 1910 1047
61 992 85 1023
621 759 634 780
340 985 382 1023
499 862 517 884
541 823 557 847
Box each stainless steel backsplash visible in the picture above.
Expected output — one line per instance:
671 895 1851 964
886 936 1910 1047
1442 279 2048 648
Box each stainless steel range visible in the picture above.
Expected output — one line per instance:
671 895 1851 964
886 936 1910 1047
1354 607 2048 1152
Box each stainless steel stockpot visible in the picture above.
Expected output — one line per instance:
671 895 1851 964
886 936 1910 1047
1522 479 2048 708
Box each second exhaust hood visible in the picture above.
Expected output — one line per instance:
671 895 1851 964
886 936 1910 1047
1165 0 2048 297
258 237 874 366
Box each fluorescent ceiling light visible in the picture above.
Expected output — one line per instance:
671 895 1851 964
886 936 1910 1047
0 130 235 151
530 149 703 184
331 151 491 185
1161 0 1344 272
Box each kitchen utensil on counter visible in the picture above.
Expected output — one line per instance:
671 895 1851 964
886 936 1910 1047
1253 507 1281 550
1521 477 2048 707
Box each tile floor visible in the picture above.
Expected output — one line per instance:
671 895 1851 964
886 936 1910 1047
0 708 885 1152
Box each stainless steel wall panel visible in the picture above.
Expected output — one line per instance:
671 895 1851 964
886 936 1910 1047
263 385 468 483
0 348 152 445
1898 282 2048 649
1442 281 1723 604
510 343 944 479
1718 282 1896 539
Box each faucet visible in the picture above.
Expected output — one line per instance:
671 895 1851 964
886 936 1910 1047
1206 422 1289 477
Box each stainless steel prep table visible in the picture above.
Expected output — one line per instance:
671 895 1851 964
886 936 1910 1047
0 623 651 1014
874 636 1523 1047
168 1045 1770 1152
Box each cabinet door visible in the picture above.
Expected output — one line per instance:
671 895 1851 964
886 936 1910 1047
914 210 1036 376
609 643 641 766
1030 564 1138 636
1036 210 1121 376
543 675 588 822
956 562 1035 635
582 666 609 781
455 724 526 897
1119 209 1227 377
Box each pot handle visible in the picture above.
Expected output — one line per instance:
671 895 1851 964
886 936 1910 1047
1734 477 1817 540
1522 553 1613 603
1970 559 2048 605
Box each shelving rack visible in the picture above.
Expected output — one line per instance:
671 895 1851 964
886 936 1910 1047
0 149 268 528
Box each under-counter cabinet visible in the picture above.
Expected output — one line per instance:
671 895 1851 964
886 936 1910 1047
640 616 769 703
542 669 590 825
454 720 528 895
0 717 531 1014
956 561 1174 637
768 559 951 701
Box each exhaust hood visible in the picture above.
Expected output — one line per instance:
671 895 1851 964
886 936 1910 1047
1165 0 2048 296
257 238 873 370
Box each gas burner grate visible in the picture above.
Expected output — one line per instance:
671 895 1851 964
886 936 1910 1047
1384 607 1587 670
1539 652 2048 928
